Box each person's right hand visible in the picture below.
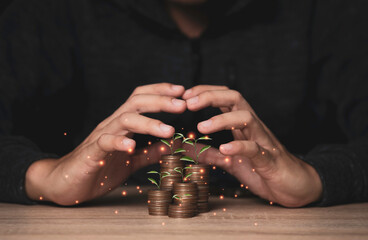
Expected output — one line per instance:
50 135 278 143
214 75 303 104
25 83 186 205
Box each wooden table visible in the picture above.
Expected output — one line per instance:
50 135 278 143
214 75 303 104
1 186 367 240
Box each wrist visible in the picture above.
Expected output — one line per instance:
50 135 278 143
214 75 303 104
25 158 58 201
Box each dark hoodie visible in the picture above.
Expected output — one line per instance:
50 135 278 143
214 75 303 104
0 0 367 206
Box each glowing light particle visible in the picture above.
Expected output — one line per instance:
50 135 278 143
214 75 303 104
114 210 118 214
213 212 217 216
87 156 90 159
231 127 235 130
269 201 273 205
220 195 224 200
148 141 152 145
254 222 258 226
252 168 256 172
223 208 226 212
147 200 151 204
65 175 69 179
225 158 230 163
99 160 105 166
246 186 249 189
136 186 140 190
39 196 43 200
122 191 127 196
75 200 79 204
234 194 238 198
160 147 165 151
238 159 242 163
162 222 165 226
272 148 276 151
64 132 67 136
126 160 130 165
139 190 142 194
212 166 216 170
100 182 104 186
261 151 265 155
200 169 204 173
240 184 244 188
144 149 148 154
104 176 108 179
244 122 247 126
128 148 133 153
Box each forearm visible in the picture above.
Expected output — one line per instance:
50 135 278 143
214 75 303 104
0 136 58 204
303 140 368 206
25 158 59 202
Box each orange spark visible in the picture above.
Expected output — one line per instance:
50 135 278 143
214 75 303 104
99 160 105 166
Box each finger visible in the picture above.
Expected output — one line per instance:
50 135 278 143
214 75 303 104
182 85 229 99
220 140 275 170
123 94 186 114
182 142 227 167
131 83 185 97
186 89 253 113
197 111 274 146
102 112 175 138
97 83 185 129
96 134 136 153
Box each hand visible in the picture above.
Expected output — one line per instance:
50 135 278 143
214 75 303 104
183 85 322 207
25 83 186 205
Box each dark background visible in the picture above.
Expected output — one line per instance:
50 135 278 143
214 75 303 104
0 0 12 15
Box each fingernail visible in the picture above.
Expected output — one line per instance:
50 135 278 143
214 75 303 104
171 85 183 91
187 96 198 105
199 119 212 128
220 144 232 151
183 89 192 98
172 98 184 106
160 123 172 132
122 138 134 146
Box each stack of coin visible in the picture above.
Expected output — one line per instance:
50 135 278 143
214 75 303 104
160 154 184 192
168 203 197 218
185 164 210 212
168 182 198 218
147 190 172 216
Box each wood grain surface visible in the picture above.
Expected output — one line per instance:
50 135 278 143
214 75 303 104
1 186 367 240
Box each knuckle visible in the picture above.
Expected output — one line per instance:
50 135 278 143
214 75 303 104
232 90 243 102
118 112 131 126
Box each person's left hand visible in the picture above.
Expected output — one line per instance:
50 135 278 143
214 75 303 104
183 85 323 207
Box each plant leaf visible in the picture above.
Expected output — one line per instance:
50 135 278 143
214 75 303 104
174 167 182 174
199 145 211 155
184 166 192 170
184 173 193 179
198 136 212 141
160 139 171 147
147 178 159 188
184 194 192 197
174 148 186 154
172 195 180 200
182 138 194 145
180 156 196 163
147 171 159 174
161 172 171 178
175 133 185 139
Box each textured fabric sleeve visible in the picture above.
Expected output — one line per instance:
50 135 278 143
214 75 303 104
303 0 368 206
0 0 73 204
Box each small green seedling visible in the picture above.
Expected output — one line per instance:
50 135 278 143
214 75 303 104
180 136 212 165
172 194 192 203
174 166 193 182
147 171 171 189
160 132 186 155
